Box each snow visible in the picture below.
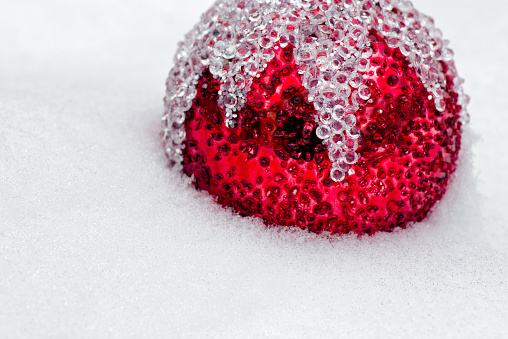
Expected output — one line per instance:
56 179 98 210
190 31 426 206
0 0 507 337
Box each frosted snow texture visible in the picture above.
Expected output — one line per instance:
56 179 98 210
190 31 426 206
0 0 507 338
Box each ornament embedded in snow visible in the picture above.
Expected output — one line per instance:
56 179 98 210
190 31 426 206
162 0 469 235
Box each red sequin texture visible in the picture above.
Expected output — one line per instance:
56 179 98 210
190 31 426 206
181 33 462 235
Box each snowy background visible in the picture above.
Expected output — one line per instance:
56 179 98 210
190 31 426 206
1 0 507 337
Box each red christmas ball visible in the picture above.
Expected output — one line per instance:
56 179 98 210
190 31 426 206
163 0 469 235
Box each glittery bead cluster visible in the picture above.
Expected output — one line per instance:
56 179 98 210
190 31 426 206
163 0 469 182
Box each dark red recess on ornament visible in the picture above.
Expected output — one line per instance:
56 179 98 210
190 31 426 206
180 32 462 235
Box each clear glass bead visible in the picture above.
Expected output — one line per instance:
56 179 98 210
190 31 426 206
330 168 346 182
316 125 332 139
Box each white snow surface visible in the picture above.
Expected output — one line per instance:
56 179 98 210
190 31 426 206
1 0 507 338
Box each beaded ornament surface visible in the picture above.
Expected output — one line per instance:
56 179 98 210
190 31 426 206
163 0 469 182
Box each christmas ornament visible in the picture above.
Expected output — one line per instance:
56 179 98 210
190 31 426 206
162 0 469 235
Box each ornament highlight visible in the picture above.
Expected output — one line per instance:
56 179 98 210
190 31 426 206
163 0 469 235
